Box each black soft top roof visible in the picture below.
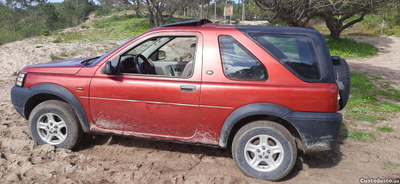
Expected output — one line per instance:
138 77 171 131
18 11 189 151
161 19 212 27
235 25 321 37
235 25 335 83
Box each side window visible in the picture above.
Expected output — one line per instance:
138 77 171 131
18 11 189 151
158 37 197 62
219 36 267 81
249 34 320 80
118 36 197 78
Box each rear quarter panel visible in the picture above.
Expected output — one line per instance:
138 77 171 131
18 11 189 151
196 27 338 145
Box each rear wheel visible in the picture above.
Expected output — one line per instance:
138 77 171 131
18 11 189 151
29 100 83 149
232 121 296 181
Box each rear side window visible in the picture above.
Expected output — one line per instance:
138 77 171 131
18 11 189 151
249 34 320 80
219 36 267 81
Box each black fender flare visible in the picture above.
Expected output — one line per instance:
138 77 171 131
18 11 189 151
219 103 293 148
28 83 90 132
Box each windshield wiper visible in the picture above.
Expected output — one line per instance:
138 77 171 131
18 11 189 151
81 57 100 66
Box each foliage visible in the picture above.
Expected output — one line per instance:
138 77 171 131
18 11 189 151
123 0 183 27
382 162 400 170
55 14 150 43
344 72 400 123
377 126 394 132
355 115 385 123
353 14 400 37
254 0 387 39
311 1 400 37
384 26 400 37
0 0 97 45
341 130 373 141
326 36 378 58
40 29 50 36
57 0 97 27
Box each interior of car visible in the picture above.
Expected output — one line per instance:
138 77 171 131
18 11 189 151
118 36 197 78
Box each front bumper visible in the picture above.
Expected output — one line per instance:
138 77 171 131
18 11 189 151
11 85 35 119
284 111 342 153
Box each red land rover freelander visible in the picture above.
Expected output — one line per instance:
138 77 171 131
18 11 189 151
11 19 350 181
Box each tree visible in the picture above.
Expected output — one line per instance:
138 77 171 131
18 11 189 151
121 0 141 16
254 0 387 39
123 0 187 26
145 0 181 26
59 0 97 26
198 0 210 18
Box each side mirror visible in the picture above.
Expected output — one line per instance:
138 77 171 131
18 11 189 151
331 56 341 65
158 50 166 60
102 61 114 75
101 56 120 75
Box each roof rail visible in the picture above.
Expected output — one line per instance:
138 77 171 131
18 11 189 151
160 19 212 27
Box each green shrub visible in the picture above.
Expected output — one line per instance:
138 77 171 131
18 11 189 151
341 130 373 141
345 72 400 123
326 36 378 58
356 115 386 122
40 29 50 36
16 24 42 40
395 15 400 25
384 26 400 36
377 126 394 132
382 162 400 170
52 37 62 43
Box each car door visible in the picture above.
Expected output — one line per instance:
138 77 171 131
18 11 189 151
89 32 203 137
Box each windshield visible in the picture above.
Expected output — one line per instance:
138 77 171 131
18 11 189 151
89 37 137 66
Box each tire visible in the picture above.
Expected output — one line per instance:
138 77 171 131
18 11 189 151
334 59 351 110
232 121 297 181
28 100 83 149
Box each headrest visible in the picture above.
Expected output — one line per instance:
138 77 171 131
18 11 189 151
190 43 196 58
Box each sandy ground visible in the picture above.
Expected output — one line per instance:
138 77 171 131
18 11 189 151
345 35 400 89
0 36 400 184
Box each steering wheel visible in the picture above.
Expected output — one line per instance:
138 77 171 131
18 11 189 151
134 54 156 74
132 54 142 74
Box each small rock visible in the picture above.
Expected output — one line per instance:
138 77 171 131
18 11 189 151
39 144 55 154
5 173 21 181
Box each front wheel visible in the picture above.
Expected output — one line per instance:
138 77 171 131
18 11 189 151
232 121 297 181
29 100 83 149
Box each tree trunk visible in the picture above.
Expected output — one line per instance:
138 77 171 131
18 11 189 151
206 1 210 19
237 0 240 13
330 30 341 39
326 18 343 39
224 0 228 21
242 0 245 22
194 7 198 18
147 4 156 26
214 0 217 19
200 4 203 19
135 0 140 16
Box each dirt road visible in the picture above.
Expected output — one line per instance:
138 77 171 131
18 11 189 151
0 36 399 184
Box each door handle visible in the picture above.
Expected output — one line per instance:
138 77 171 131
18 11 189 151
180 85 196 92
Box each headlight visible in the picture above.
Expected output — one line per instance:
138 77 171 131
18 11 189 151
15 71 27 87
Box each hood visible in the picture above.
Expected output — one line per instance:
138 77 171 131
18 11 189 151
22 56 98 75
